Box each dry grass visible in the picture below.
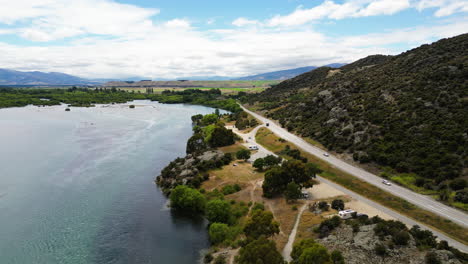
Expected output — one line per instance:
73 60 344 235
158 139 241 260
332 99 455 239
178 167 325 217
218 142 246 154
295 210 327 241
266 198 304 250
201 161 264 191
256 127 468 245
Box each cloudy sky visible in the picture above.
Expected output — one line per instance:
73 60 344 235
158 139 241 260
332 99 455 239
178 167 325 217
0 0 467 79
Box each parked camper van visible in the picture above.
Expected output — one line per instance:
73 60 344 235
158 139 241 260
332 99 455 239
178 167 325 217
338 209 356 219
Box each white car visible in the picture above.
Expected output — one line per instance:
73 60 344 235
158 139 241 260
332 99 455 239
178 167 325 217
323 153 329 157
382 180 392 186
248 145 259 150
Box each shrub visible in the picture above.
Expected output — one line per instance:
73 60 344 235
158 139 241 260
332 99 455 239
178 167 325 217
393 231 410 246
236 149 251 161
331 250 345 264
331 199 345 211
169 185 206 214
206 199 233 224
209 223 230 244
318 201 329 211
204 253 213 263
214 255 227 264
449 179 467 190
375 243 387 256
425 252 441 264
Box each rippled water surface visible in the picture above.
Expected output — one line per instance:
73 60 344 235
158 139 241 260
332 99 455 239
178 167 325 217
0 101 213 264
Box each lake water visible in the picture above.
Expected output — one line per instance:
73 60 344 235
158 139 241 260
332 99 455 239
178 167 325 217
0 101 215 264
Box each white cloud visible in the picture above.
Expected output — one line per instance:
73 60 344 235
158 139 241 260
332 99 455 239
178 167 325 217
357 0 410 16
0 0 159 41
232 17 259 27
266 0 466 27
267 0 412 27
0 0 466 79
417 0 468 16
164 19 191 29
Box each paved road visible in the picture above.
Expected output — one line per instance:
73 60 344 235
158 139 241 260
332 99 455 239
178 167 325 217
240 106 468 250
230 123 468 251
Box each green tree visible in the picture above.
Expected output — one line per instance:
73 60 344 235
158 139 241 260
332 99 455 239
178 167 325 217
244 209 279 239
209 126 235 147
291 239 331 264
331 250 345 264
236 149 251 161
285 182 302 202
186 133 207 154
191 114 203 123
253 158 265 170
201 113 219 126
262 167 288 198
169 185 206 214
331 199 345 211
236 237 284 264
206 199 233 224
449 178 467 190
264 155 281 167
209 223 230 244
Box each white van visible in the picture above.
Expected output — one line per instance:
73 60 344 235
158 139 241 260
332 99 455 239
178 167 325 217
248 145 259 150
338 209 356 219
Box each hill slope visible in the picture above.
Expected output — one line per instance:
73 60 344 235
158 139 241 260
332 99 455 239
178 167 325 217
0 69 95 85
245 34 468 192
236 63 345 80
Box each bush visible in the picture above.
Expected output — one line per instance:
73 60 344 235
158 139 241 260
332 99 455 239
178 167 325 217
331 199 345 211
214 255 227 264
375 243 387 256
236 149 251 161
318 201 329 211
449 179 467 190
204 253 213 263
251 203 265 211
169 185 206 214
253 158 265 170
285 182 302 202
425 252 441 264
209 223 230 244
221 184 241 195
206 199 233 224
331 250 345 264
410 225 437 248
393 230 410 246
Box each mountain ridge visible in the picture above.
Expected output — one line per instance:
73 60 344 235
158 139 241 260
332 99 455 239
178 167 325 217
244 34 468 195
235 63 345 80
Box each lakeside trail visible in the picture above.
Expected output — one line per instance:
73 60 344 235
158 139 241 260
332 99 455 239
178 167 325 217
229 121 468 253
282 202 309 261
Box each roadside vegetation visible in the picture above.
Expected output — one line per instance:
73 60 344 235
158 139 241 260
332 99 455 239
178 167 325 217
244 34 468 207
255 127 468 245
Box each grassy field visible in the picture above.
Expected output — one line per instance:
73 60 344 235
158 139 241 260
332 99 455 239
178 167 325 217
107 80 279 94
117 86 266 94
255 127 468 245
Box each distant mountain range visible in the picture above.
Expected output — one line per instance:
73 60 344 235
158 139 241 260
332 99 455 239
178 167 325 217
235 63 345 80
0 63 345 85
0 69 100 86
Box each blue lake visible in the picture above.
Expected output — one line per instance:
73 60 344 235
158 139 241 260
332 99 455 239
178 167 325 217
0 101 214 264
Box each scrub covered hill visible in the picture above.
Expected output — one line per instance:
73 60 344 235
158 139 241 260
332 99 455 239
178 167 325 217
244 34 468 196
